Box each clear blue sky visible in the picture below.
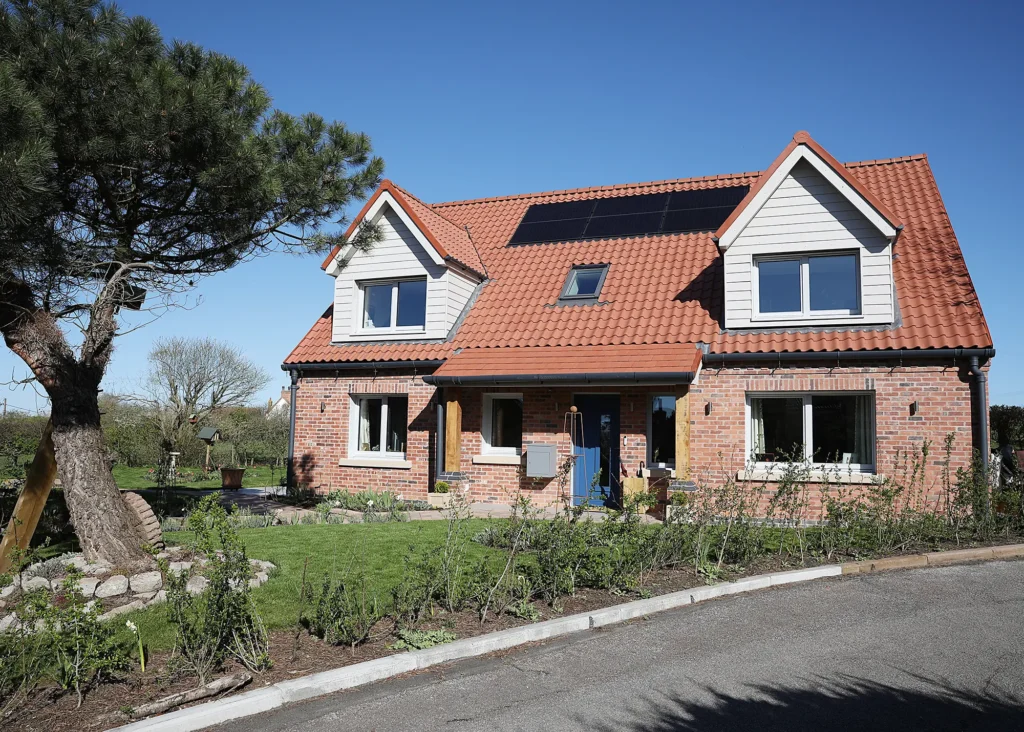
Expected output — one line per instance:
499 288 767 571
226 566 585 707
2 0 1021 413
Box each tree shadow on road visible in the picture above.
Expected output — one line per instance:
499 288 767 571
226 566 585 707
583 674 1024 732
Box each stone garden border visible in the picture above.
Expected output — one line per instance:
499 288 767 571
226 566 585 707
114 544 1024 731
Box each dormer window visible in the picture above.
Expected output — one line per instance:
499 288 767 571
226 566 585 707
362 278 427 331
559 264 608 304
754 252 860 319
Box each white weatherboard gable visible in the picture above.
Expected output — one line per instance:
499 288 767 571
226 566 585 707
716 145 897 251
329 201 481 343
324 191 445 276
722 159 896 329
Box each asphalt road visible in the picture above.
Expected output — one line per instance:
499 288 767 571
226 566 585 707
216 561 1024 732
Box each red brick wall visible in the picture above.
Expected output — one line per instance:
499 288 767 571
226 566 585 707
689 361 985 517
292 373 666 506
448 386 659 506
292 361 985 515
292 370 437 498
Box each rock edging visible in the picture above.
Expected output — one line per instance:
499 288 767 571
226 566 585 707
0 547 276 628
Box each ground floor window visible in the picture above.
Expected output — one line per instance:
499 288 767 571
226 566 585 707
482 393 523 455
351 395 408 457
648 395 676 467
748 392 874 471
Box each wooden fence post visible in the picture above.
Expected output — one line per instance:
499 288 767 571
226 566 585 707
0 419 58 575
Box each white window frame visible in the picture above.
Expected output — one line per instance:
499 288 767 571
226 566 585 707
752 251 861 321
357 277 427 334
348 394 409 459
481 393 524 457
744 391 876 474
646 394 676 469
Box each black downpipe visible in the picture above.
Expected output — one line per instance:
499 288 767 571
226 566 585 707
969 356 990 476
286 370 299 490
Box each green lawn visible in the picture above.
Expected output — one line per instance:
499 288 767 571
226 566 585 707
112 465 285 490
131 519 500 650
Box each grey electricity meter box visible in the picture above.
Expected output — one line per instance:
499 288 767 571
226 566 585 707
525 443 558 478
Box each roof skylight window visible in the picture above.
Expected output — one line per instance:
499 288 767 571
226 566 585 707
559 264 609 303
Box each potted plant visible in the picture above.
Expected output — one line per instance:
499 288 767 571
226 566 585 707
664 490 692 523
220 463 246 490
427 480 452 509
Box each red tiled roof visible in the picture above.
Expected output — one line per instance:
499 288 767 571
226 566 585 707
430 343 703 381
320 180 485 277
288 135 992 366
284 305 453 365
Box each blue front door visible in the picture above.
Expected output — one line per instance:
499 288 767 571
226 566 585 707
572 395 620 507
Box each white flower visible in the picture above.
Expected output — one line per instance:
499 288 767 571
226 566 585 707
367 500 374 508
126 620 138 633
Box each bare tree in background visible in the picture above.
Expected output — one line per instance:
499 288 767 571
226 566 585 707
139 338 269 450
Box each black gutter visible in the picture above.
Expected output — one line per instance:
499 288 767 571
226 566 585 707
286 370 298 490
423 370 697 387
702 348 995 368
281 360 445 372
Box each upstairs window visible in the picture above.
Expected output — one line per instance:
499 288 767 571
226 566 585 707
755 253 859 318
559 264 609 303
362 278 427 330
748 393 874 471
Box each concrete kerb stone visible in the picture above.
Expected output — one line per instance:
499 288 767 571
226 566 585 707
114 548 1024 732
276 655 419 704
992 544 1024 559
116 686 286 732
925 547 995 566
867 554 929 572
770 566 843 586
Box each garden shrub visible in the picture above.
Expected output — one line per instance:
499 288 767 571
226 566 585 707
163 496 269 683
16 567 132 707
304 571 382 649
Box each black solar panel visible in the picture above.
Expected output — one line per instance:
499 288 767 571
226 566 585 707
508 186 749 245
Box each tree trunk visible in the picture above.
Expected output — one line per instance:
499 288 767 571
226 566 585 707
50 385 153 569
2 276 151 568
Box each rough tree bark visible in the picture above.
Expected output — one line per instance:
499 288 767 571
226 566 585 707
0 278 151 568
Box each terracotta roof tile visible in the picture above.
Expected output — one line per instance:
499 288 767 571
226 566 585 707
432 343 703 379
283 305 453 364
288 141 991 366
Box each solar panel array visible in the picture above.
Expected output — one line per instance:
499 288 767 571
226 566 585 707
508 186 749 246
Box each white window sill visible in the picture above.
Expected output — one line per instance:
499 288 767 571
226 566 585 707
736 469 879 485
339 457 412 469
473 454 523 466
642 466 676 478
751 313 862 324
350 328 426 338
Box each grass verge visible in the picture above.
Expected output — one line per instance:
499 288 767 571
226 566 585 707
131 520 500 651
112 465 285 490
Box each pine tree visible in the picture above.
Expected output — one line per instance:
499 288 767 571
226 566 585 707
0 0 383 566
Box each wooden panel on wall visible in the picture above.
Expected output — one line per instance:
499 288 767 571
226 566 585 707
444 395 462 472
675 388 691 480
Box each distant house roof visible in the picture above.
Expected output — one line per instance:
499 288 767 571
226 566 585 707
286 132 992 366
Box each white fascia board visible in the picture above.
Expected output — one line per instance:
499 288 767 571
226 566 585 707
717 146 897 251
324 191 446 276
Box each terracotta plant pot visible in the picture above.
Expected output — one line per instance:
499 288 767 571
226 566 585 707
221 467 245 490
